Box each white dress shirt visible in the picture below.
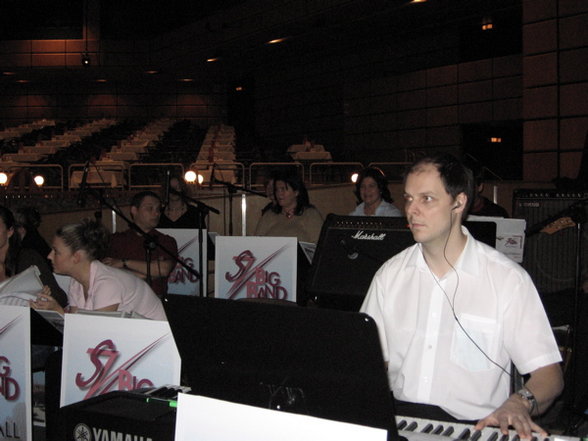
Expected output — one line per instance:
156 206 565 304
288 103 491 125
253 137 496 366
360 227 561 420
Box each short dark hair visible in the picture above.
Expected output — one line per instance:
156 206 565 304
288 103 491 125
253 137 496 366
354 167 393 203
406 153 474 220
14 206 42 230
270 171 312 216
131 190 161 208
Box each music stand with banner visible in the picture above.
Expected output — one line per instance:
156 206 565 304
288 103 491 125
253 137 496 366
0 305 32 441
60 314 181 408
214 236 300 303
158 228 208 296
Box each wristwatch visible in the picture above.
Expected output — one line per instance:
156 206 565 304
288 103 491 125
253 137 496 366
517 387 537 415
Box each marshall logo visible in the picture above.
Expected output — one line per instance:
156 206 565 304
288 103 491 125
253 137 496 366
74 423 153 441
351 231 386 241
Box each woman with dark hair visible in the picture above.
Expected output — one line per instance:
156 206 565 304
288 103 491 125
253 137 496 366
13 206 52 260
0 205 67 307
158 174 206 229
349 167 402 217
30 219 166 320
255 171 324 243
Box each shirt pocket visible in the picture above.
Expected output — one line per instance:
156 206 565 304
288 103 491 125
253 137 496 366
450 313 498 372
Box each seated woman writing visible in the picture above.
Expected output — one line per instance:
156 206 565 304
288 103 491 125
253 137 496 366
30 219 166 321
255 171 324 243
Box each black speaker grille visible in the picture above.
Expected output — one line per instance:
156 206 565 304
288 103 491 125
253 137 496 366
513 189 587 295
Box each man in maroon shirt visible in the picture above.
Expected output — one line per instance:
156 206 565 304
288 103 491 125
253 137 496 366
104 190 178 299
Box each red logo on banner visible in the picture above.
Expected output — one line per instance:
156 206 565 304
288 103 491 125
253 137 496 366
224 246 289 299
168 237 200 284
0 356 19 401
0 318 21 401
75 336 169 399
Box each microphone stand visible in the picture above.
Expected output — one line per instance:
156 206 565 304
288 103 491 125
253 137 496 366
211 176 265 236
169 188 219 297
79 185 201 300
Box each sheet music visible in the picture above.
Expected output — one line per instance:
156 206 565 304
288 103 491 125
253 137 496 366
0 265 44 305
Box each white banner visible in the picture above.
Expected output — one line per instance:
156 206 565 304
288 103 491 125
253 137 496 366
0 305 32 441
158 228 207 296
215 236 297 301
60 314 181 407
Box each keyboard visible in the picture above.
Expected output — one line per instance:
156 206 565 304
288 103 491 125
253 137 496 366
396 415 578 441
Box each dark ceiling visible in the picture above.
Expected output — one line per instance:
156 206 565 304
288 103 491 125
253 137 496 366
0 0 521 86
0 0 250 40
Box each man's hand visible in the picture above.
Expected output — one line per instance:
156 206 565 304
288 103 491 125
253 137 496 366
475 394 545 439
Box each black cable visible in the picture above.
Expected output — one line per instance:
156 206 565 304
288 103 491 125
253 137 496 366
426 208 512 378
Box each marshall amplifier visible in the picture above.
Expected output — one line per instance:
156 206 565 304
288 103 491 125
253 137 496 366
59 391 176 441
513 189 588 297
307 214 496 311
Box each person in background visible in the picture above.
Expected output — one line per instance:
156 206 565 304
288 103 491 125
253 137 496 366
158 174 206 229
30 219 166 320
467 162 509 217
14 206 52 264
261 170 279 215
255 171 324 243
360 154 562 438
349 167 402 217
0 205 67 307
103 191 178 299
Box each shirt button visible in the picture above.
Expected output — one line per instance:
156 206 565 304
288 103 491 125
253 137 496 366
428 345 433 350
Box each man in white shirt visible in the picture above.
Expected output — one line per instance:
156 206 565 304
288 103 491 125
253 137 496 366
360 154 563 438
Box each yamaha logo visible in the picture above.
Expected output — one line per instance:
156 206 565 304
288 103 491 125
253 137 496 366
74 423 91 441
72 425 154 441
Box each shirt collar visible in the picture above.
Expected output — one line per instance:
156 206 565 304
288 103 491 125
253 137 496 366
406 226 479 276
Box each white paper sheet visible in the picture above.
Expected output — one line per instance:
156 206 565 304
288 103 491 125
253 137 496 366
175 394 387 441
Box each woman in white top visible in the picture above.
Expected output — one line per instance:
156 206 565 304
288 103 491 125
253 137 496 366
349 167 402 217
30 219 166 320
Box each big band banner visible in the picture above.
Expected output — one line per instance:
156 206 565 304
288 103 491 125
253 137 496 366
0 305 32 441
60 314 181 407
214 236 297 302
158 228 207 296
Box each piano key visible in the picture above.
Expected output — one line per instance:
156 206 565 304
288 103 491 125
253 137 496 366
432 425 445 435
470 430 482 441
422 424 434 433
396 415 580 441
406 421 418 431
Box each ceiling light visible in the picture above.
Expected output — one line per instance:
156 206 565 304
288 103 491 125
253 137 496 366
267 37 288 45
81 53 91 67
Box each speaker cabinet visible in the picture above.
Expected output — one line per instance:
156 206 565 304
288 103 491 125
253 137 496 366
307 214 496 311
513 189 587 297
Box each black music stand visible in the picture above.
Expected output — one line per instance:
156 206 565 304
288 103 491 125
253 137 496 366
164 296 400 440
